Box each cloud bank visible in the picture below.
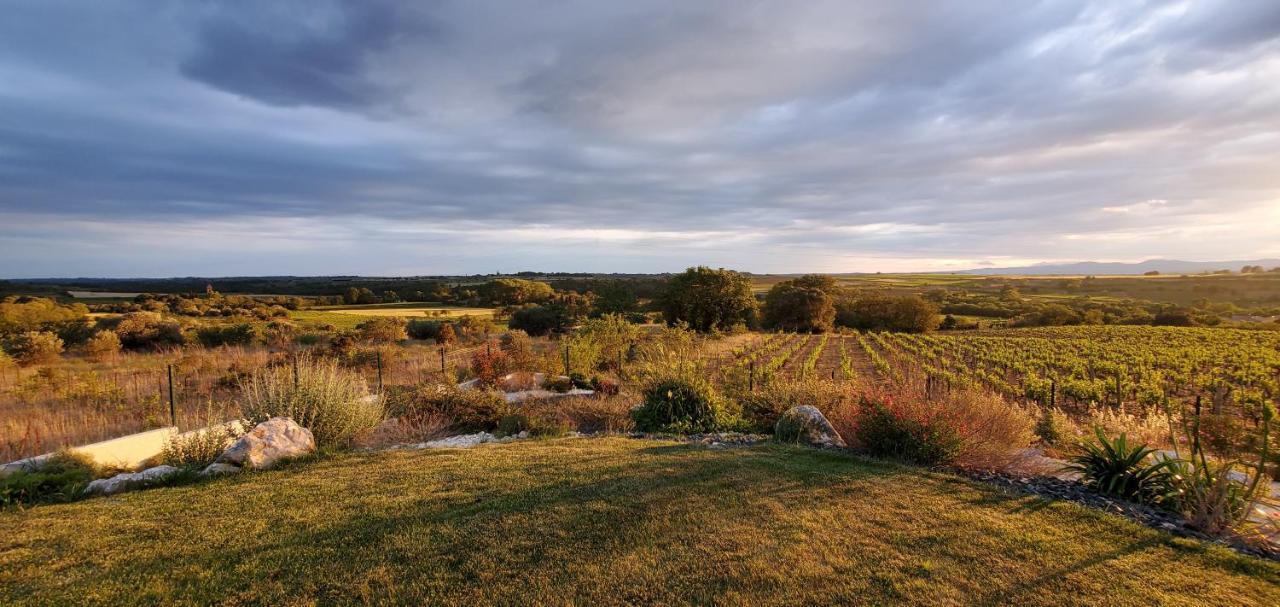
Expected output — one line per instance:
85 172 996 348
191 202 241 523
2 0 1279 276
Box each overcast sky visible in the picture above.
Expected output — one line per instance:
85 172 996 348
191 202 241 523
2 1 1279 277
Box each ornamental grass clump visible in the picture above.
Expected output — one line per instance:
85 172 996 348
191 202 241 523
239 355 383 448
633 377 723 434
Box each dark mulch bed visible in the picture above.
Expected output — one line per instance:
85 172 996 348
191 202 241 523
965 470 1279 562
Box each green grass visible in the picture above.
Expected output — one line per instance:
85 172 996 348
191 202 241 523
1 438 1276 605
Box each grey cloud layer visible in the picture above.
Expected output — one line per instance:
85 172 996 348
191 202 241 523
1 0 1279 275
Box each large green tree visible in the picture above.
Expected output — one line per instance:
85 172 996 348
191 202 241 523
836 291 939 333
660 267 758 332
762 275 838 332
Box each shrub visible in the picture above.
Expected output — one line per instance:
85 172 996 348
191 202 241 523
160 422 243 469
262 320 297 348
546 394 635 433
470 344 510 388
196 323 259 347
1062 429 1179 505
500 330 536 369
739 378 855 432
544 376 574 393
854 398 962 466
356 317 408 344
406 319 443 340
633 377 722 433
437 323 457 346
386 383 512 432
509 305 565 336
1034 407 1079 448
839 386 1034 469
238 355 383 448
10 330 64 366
0 450 97 507
359 411 453 448
111 311 185 350
84 330 122 362
574 314 640 371
1160 399 1274 535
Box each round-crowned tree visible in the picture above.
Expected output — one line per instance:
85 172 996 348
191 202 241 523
763 275 838 332
659 267 758 333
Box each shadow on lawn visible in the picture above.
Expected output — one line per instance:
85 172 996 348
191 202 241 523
973 537 1163 606
11 440 1276 604
47 444 905 599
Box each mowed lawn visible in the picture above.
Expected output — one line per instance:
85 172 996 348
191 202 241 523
2 439 1277 606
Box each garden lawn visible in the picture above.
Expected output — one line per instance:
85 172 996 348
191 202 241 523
1 438 1277 606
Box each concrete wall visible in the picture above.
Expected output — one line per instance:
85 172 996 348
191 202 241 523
0 419 246 476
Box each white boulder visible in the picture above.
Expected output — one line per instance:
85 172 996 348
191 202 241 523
85 465 181 496
216 417 315 470
774 405 847 448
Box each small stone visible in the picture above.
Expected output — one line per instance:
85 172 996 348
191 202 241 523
199 462 241 477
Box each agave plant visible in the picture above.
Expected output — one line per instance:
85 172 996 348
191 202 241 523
1063 428 1179 504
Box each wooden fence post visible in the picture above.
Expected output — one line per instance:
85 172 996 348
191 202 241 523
167 364 176 428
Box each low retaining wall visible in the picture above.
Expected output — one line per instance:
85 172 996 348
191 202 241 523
0 420 246 476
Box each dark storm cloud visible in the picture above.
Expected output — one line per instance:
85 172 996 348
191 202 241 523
1 0 1278 276
179 0 409 109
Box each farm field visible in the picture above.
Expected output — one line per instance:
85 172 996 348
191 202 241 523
722 327 1280 409
2 438 1276 606
289 303 498 330
746 272 1280 308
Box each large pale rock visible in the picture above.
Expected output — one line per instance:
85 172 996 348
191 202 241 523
775 405 847 448
216 417 315 469
85 465 181 496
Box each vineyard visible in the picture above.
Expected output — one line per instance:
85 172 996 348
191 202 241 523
715 326 1280 416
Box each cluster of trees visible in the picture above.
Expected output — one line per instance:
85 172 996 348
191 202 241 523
655 268 940 334
927 289 1246 328
91 290 302 319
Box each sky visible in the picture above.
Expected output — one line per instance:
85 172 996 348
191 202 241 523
2 0 1280 277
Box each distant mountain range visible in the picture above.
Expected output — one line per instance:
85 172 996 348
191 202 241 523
957 259 1280 276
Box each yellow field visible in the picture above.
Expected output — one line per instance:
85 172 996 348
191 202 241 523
318 305 496 317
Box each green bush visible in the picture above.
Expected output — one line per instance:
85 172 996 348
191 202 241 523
544 376 574 393
238 355 384 448
1062 429 1179 505
633 377 721 434
854 399 962 466
406 319 444 340
195 323 259 347
0 451 97 507
9 330 64 366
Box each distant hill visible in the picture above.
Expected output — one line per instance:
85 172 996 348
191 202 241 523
957 259 1280 276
